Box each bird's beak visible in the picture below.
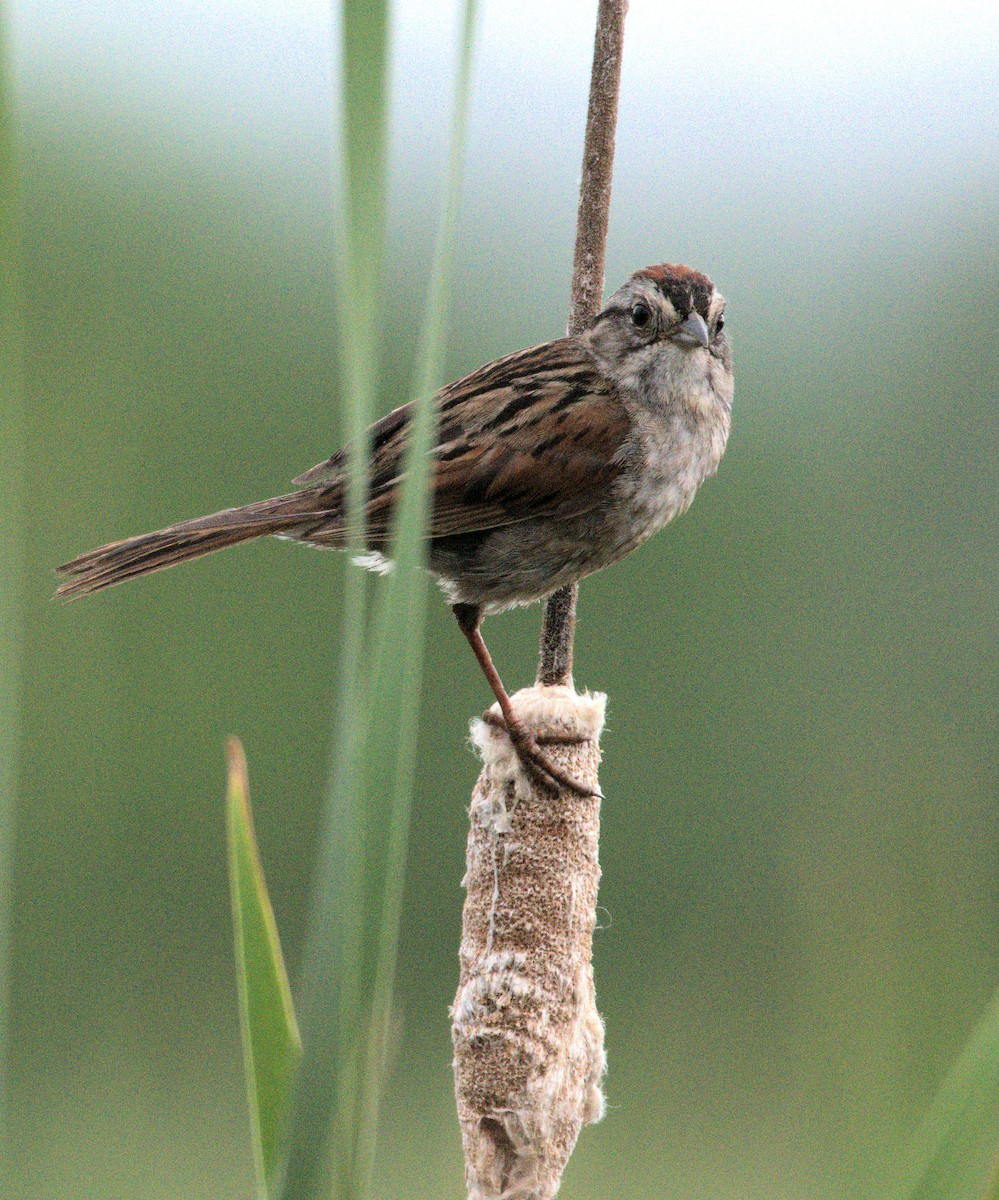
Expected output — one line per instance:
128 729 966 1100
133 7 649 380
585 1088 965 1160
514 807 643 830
671 311 709 348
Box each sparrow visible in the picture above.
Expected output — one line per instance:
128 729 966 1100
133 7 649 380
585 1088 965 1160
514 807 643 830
56 263 733 795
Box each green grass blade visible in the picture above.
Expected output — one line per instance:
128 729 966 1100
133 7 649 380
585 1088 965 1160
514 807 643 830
227 740 303 1199
279 2 391 1197
894 985 999 1200
0 0 22 1162
351 8 479 1190
338 0 389 554
280 3 478 1196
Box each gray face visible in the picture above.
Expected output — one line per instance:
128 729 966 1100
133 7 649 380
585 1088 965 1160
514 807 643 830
584 263 731 401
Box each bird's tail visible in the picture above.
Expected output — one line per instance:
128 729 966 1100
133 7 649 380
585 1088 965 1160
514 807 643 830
55 490 337 598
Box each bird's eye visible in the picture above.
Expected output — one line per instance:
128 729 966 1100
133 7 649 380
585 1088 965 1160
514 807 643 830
715 314 725 334
631 302 651 328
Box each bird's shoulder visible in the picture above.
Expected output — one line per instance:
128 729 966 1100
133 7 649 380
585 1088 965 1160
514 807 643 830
429 338 634 535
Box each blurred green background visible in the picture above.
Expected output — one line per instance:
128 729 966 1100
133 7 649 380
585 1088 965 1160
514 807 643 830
6 0 998 1196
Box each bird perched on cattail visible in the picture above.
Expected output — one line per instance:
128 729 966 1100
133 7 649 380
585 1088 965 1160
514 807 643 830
57 262 733 794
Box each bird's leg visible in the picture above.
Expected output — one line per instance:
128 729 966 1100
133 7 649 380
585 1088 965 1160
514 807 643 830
451 602 599 798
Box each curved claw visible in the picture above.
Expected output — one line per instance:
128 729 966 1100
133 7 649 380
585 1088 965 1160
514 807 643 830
481 710 603 799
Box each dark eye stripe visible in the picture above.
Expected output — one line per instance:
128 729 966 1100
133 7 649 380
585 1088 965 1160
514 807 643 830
593 304 632 324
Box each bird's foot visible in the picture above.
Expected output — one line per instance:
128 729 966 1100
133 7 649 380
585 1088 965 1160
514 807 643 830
481 709 602 799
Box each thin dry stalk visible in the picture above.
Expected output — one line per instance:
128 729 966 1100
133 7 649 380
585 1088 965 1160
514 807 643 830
537 0 628 688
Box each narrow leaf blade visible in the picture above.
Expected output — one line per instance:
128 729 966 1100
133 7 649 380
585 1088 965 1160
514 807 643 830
896 986 999 1200
227 738 303 1197
0 0 23 1157
351 8 479 1185
278 4 391 1196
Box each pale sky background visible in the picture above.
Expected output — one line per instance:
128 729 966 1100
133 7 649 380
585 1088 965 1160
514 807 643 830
15 0 997 171
12 0 997 428
18 0 999 89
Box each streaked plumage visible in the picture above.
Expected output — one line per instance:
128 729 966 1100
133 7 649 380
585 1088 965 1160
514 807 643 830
56 263 733 794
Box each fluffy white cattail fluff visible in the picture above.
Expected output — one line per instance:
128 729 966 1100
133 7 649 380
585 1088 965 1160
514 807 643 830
452 685 607 1200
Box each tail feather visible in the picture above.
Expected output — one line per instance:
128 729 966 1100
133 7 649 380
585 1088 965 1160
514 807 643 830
55 491 340 598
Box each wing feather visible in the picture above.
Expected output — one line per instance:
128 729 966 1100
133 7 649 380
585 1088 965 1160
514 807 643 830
292 338 632 548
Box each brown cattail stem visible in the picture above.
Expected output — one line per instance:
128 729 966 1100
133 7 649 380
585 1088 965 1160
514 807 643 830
536 584 578 688
537 0 628 686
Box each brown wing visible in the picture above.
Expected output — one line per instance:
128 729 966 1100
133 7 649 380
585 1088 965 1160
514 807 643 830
428 340 631 536
300 338 632 545
55 342 630 595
